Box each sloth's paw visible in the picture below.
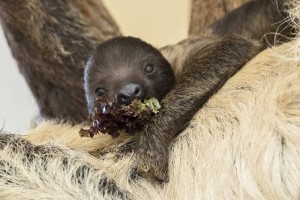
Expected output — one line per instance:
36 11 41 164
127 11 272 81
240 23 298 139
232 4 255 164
135 128 170 182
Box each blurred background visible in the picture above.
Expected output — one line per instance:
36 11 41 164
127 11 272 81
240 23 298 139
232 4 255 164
0 0 191 133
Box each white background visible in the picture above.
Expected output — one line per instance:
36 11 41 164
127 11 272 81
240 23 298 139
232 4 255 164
0 0 190 133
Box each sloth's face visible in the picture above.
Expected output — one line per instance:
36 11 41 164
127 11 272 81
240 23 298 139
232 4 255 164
84 37 175 114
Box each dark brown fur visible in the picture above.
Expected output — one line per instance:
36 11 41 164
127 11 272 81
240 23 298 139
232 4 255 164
84 37 175 114
84 0 292 182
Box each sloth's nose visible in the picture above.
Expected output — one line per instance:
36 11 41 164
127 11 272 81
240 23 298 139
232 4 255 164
116 83 145 105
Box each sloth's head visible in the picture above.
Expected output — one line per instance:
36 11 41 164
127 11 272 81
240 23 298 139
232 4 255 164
84 36 175 114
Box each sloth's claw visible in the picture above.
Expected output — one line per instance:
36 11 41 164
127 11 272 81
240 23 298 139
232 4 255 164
135 124 170 182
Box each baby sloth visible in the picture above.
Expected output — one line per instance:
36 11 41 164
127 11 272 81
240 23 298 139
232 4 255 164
84 37 175 115
84 0 292 182
84 35 261 182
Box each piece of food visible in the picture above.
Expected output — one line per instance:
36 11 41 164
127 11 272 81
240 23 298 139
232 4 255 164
79 97 161 138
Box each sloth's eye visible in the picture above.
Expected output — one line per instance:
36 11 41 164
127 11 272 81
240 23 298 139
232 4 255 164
144 63 155 74
95 87 106 96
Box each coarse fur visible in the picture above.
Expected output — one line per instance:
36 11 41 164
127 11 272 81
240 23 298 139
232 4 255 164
0 0 299 199
84 0 292 181
1 40 299 200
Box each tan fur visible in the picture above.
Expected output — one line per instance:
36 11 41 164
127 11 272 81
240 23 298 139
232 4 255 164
12 41 299 200
23 121 131 152
1 1 300 199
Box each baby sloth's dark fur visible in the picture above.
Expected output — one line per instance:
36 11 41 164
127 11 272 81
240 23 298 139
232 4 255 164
84 0 292 181
84 37 175 114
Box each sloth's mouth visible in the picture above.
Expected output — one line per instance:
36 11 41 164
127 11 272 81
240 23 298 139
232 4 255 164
80 97 161 139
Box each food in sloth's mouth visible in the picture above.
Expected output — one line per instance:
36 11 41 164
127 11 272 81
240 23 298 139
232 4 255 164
79 97 161 138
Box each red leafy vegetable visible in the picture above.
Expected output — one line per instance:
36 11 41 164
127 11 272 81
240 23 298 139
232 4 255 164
79 97 161 138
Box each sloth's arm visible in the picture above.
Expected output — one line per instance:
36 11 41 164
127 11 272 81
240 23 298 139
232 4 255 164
137 36 262 181
136 0 291 181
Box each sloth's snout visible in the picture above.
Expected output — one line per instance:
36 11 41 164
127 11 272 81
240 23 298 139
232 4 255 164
116 83 145 105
